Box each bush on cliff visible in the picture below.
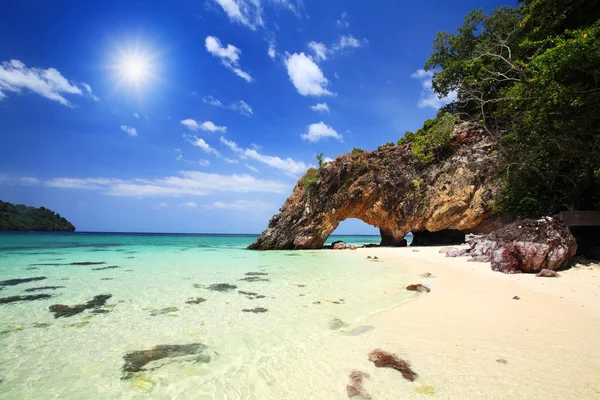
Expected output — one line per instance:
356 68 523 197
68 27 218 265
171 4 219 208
399 113 458 164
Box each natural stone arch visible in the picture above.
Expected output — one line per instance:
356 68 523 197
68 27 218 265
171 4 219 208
249 124 504 250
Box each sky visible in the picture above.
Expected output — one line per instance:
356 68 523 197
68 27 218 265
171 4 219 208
0 0 511 234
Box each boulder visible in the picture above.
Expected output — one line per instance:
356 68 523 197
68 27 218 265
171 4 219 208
368 349 418 381
331 240 347 250
468 218 577 273
346 370 371 399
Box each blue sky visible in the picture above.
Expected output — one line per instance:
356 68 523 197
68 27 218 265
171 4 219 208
0 0 510 234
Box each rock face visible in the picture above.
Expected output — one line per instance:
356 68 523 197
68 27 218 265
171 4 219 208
249 123 501 250
469 218 577 273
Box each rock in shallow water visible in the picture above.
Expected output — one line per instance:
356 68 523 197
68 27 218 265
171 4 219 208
0 276 47 286
242 307 268 313
185 297 206 305
149 307 179 316
0 294 52 304
24 286 65 292
406 284 430 293
92 266 120 271
368 349 418 381
49 294 112 318
346 370 371 399
207 283 238 292
122 343 210 379
329 318 349 330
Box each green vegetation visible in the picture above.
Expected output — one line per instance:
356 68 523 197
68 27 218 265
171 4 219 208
418 0 600 217
301 168 320 195
399 113 458 164
350 147 364 154
0 200 75 231
315 152 324 168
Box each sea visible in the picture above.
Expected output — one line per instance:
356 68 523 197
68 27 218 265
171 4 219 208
0 232 416 399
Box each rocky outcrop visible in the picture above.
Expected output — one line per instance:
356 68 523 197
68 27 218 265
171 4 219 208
249 123 501 250
469 218 577 273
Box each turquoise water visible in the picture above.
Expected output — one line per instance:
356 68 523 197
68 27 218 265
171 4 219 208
0 233 415 399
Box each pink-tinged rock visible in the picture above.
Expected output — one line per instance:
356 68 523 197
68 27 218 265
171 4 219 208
439 246 455 254
368 349 418 381
346 370 371 399
332 241 347 250
468 218 576 274
406 284 430 293
536 269 560 277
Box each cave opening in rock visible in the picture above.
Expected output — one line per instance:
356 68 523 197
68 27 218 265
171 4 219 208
325 218 380 247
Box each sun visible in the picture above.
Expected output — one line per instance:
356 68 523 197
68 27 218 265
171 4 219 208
109 40 161 94
117 51 154 85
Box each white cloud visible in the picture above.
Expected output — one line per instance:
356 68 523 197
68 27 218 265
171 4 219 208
184 134 220 156
219 136 309 175
205 36 253 82
20 177 40 185
157 202 170 208
245 164 259 173
213 0 303 30
45 170 288 197
203 96 253 116
310 102 330 113
307 41 328 62
181 119 226 132
285 53 332 97
81 83 99 101
305 34 367 63
207 199 275 211
411 69 457 109
224 158 239 164
230 100 253 116
203 96 224 107
324 157 334 163
301 122 342 142
0 59 83 106
198 159 211 166
133 112 140 118
120 125 138 136
268 43 276 59
182 201 197 207
336 12 350 28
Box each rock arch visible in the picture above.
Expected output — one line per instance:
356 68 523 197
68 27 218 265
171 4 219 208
249 125 503 250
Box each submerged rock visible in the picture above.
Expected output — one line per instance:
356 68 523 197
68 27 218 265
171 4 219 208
0 276 47 286
49 294 112 318
24 286 65 292
0 294 52 304
345 325 375 336
207 283 238 292
536 269 560 278
186 297 206 305
245 272 269 276
149 307 179 316
92 266 120 271
406 284 430 293
122 343 210 379
239 277 270 282
346 370 371 399
69 262 106 266
242 307 268 313
329 318 349 330
419 272 433 278
368 349 418 381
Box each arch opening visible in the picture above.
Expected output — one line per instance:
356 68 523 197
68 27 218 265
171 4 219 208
325 218 379 248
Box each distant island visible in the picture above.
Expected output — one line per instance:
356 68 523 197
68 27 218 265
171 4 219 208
0 200 75 231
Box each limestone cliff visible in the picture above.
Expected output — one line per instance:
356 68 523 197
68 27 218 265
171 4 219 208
249 122 503 250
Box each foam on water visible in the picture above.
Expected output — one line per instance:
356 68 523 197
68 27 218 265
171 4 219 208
0 233 415 399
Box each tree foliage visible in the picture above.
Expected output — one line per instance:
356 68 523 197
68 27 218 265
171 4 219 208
399 113 458 164
422 0 600 217
0 200 76 231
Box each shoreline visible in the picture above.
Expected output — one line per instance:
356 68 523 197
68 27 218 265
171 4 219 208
349 246 600 399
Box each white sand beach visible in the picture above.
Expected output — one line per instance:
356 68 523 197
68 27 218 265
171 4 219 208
349 246 600 400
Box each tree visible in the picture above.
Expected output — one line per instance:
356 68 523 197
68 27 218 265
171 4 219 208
316 152 324 168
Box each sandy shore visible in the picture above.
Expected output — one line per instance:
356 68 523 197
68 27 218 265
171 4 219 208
353 246 600 400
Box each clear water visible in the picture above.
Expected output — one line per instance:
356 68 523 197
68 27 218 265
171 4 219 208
0 233 415 399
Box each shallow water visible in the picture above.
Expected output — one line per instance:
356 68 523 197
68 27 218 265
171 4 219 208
0 233 415 399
